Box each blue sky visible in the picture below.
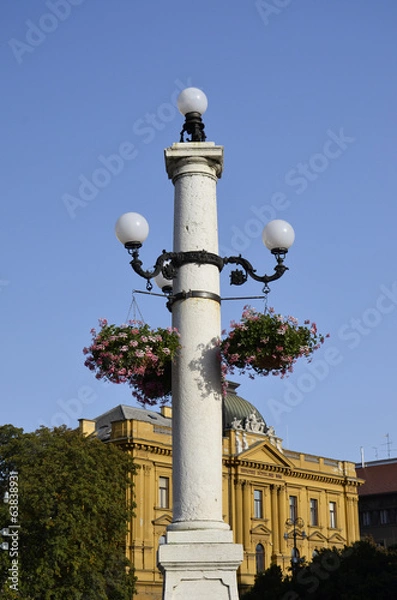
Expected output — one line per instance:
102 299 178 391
1 0 396 464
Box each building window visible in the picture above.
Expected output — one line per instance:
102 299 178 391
310 498 318 526
159 476 169 508
329 501 337 528
362 511 371 526
380 509 389 525
289 495 297 521
256 543 265 573
254 490 263 519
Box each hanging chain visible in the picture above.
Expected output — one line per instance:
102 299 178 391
125 292 145 324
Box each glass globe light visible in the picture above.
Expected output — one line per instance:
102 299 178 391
262 220 295 251
154 270 173 293
115 212 149 246
177 87 208 116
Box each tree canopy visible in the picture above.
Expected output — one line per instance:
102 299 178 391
242 540 397 600
0 424 136 599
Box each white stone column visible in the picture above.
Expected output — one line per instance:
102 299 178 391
158 142 243 600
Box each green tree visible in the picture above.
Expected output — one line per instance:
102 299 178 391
242 564 290 599
296 541 397 600
0 425 136 599
242 540 397 600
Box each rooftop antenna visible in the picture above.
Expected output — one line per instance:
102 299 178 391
385 433 392 458
380 433 394 459
372 446 378 459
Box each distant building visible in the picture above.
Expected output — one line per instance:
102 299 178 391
356 458 397 548
80 383 361 600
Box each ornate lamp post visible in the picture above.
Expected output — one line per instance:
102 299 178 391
284 517 307 578
115 88 294 600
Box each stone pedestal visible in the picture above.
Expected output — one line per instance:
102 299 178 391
158 530 243 600
158 143 242 599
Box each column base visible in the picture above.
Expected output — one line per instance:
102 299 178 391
158 529 243 600
168 519 231 531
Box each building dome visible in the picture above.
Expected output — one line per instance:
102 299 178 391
223 381 267 433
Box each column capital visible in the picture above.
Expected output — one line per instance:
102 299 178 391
235 478 249 488
270 483 282 494
164 142 224 181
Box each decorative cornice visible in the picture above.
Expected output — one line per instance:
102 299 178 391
223 457 361 487
117 440 172 456
114 439 361 486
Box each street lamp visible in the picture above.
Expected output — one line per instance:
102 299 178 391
177 86 208 142
284 517 307 577
115 88 294 600
115 211 294 298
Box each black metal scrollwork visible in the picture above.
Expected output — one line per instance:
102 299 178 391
126 245 289 293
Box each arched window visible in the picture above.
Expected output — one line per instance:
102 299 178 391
256 543 265 573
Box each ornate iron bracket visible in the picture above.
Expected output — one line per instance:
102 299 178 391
223 250 288 285
125 244 289 293
126 246 224 291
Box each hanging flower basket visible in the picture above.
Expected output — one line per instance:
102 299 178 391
220 306 328 379
254 354 284 371
83 319 180 405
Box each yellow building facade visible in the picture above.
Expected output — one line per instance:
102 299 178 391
80 383 361 599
